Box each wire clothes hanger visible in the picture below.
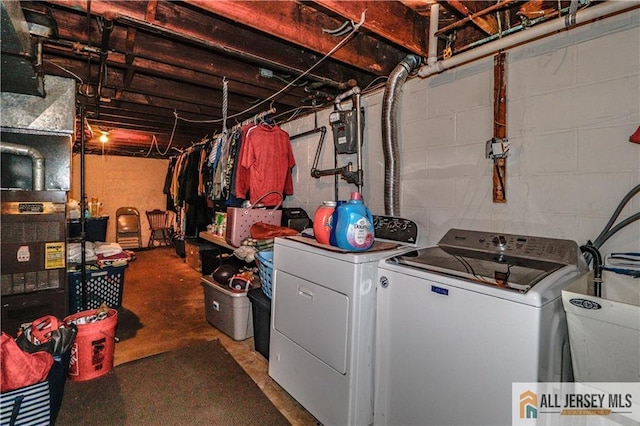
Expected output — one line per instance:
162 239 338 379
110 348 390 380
231 107 277 133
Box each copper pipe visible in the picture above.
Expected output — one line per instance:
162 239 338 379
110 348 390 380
419 1 639 78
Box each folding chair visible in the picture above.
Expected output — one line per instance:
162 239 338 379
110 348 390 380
115 207 143 249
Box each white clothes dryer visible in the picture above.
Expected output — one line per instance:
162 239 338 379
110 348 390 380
269 216 419 426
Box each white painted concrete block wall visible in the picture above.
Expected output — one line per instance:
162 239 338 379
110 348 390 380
282 10 639 255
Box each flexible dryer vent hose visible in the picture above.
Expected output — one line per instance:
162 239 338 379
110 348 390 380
381 54 422 216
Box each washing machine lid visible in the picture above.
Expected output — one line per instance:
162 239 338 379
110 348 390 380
387 228 587 293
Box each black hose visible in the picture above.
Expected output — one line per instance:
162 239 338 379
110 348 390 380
580 243 603 297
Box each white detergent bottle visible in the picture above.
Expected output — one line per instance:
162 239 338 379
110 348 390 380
333 192 374 251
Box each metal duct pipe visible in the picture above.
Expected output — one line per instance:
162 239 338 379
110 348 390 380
418 1 637 78
381 54 422 216
0 141 45 190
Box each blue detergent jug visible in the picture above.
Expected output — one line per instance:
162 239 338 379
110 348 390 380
333 192 374 251
329 200 345 246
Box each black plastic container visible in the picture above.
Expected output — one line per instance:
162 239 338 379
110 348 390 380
68 216 109 242
247 287 271 359
173 238 186 258
200 249 222 276
280 207 311 232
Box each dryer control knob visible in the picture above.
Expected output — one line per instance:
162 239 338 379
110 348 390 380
492 235 507 248
380 276 389 288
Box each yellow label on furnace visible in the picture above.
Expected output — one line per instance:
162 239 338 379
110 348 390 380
45 242 66 269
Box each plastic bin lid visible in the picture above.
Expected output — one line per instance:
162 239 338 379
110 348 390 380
201 276 251 298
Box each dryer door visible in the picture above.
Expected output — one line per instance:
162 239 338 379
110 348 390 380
273 270 349 374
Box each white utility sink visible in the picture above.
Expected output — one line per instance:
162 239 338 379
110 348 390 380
562 271 640 382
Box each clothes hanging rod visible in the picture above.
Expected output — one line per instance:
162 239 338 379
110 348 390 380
232 108 277 132
174 107 278 156
173 137 209 155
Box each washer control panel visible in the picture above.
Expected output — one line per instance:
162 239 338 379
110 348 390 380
438 228 583 266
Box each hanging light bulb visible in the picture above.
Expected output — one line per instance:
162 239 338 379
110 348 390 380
99 131 109 143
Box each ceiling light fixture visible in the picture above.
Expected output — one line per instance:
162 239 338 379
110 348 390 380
99 131 109 143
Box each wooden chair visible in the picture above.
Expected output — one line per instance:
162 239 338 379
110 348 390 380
116 207 143 249
145 209 173 248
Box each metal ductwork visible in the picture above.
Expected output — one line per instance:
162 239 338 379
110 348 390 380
0 141 45 190
381 54 422 216
0 0 45 96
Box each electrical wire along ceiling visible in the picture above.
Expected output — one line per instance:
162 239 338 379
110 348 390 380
2 0 636 158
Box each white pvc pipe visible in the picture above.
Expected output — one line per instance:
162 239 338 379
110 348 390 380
418 1 638 78
427 3 439 66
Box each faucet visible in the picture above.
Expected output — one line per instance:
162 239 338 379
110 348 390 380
580 241 603 297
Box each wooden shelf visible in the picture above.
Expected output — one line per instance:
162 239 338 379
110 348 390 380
198 231 235 251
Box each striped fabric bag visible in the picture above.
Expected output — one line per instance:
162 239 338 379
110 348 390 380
0 380 51 426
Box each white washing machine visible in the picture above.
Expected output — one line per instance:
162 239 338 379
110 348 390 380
375 228 588 426
269 216 419 426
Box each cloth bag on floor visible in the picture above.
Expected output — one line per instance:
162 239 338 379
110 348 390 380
1 332 53 392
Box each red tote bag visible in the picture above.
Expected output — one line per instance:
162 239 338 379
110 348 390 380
1 332 53 393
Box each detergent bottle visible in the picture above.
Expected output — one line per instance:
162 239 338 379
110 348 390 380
313 201 336 245
333 192 374 251
329 200 346 246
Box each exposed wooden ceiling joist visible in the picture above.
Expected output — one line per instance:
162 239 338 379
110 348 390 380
183 0 407 75
444 0 499 35
4 0 633 158
288 0 429 56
